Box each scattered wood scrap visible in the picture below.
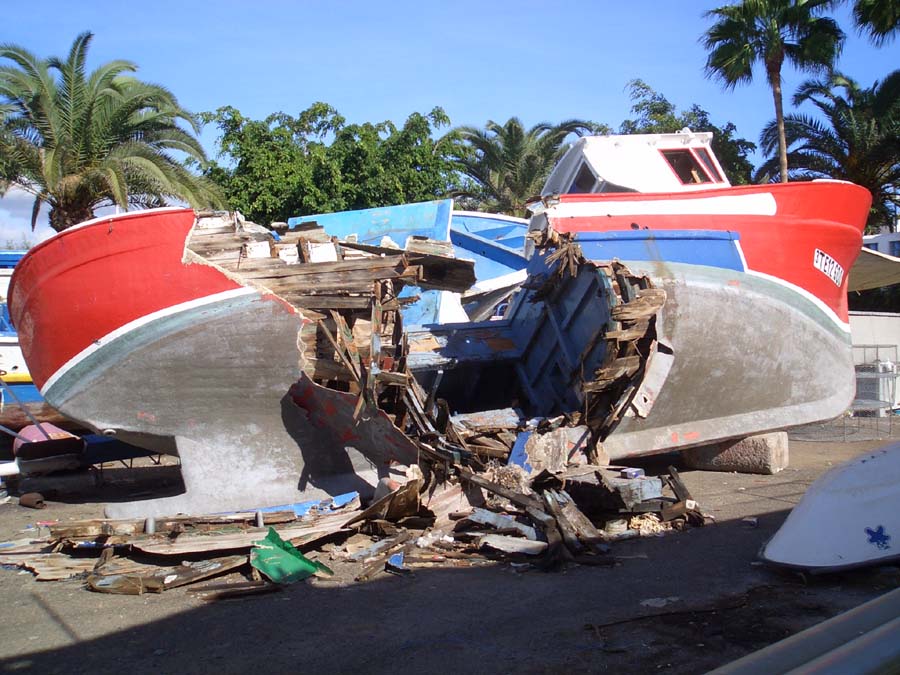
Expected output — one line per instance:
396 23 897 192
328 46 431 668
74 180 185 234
1 460 705 594
0 218 703 596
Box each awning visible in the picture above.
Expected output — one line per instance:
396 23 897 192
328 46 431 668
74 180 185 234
848 247 900 292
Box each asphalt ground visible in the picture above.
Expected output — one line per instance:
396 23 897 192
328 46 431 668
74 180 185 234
0 437 897 674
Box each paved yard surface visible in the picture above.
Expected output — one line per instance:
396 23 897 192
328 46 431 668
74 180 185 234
0 438 897 674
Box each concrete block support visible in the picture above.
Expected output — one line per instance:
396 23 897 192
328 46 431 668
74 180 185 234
681 432 789 475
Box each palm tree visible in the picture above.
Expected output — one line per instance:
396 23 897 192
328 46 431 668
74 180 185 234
701 0 845 183
755 70 900 229
851 0 900 44
448 117 598 216
0 32 221 231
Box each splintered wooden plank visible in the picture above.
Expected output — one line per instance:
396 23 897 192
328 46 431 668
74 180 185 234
187 229 243 241
222 255 406 279
611 288 667 322
317 317 361 383
584 355 643 390
605 320 650 341
131 506 359 556
195 250 245 265
339 241 476 292
404 237 455 257
309 357 356 382
188 236 254 252
478 534 547 555
0 553 97 581
189 243 245 258
280 294 373 310
264 279 377 295
403 254 475 292
277 228 331 243
50 511 297 539
260 268 408 292
87 555 248 594
189 225 237 236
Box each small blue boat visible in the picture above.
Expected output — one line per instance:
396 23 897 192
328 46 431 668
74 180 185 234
0 251 39 403
288 200 529 326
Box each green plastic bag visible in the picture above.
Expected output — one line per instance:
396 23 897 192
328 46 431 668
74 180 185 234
251 527 334 584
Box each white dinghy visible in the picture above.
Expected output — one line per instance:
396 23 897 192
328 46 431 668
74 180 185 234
761 441 900 572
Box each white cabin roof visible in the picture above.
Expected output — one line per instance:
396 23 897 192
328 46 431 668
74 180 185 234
542 129 731 196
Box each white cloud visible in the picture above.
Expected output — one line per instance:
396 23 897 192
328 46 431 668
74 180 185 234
0 187 55 248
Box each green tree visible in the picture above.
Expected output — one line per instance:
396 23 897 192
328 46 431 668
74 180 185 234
851 0 900 44
619 80 757 184
203 104 457 224
702 0 844 183
448 117 600 216
328 107 457 211
755 70 900 230
0 32 220 231
201 104 344 224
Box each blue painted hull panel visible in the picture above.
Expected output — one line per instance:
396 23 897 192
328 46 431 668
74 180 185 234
575 230 745 272
287 203 529 326
288 200 453 245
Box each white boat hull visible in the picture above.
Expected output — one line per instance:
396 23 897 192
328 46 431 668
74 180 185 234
761 441 900 571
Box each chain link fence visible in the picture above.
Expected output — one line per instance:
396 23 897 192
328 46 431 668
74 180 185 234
788 414 899 442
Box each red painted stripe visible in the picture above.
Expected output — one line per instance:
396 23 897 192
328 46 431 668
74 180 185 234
9 209 241 389
550 182 870 322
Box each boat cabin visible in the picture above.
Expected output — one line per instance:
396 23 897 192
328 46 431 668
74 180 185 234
542 128 731 196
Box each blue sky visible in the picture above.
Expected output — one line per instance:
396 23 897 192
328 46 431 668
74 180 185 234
1 0 895 243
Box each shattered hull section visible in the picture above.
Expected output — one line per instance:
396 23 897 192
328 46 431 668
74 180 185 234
44 287 417 517
25 209 476 517
601 261 854 459
409 229 856 462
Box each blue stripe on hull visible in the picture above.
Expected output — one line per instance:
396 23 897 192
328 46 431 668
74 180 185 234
575 230 745 272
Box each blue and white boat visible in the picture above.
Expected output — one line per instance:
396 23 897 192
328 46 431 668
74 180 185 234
288 200 528 326
0 251 39 403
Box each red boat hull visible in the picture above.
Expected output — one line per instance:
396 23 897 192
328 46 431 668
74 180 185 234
9 208 239 391
538 181 871 325
9 208 418 517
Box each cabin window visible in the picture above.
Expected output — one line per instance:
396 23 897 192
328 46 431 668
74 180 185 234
661 149 712 184
864 243 879 251
891 240 900 257
695 147 723 182
568 163 598 193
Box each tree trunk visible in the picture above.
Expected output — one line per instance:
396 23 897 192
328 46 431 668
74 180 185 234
48 202 97 232
768 65 789 183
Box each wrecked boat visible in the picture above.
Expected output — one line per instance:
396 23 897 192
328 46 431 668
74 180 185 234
519 129 871 457
9 207 479 516
7 130 872 518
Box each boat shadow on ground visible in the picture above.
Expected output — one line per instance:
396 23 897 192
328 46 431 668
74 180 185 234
0 506 896 675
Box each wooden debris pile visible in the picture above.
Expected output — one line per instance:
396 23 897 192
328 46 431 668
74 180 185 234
0 459 706 596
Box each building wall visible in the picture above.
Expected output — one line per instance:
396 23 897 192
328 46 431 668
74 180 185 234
862 229 900 257
849 311 900 408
